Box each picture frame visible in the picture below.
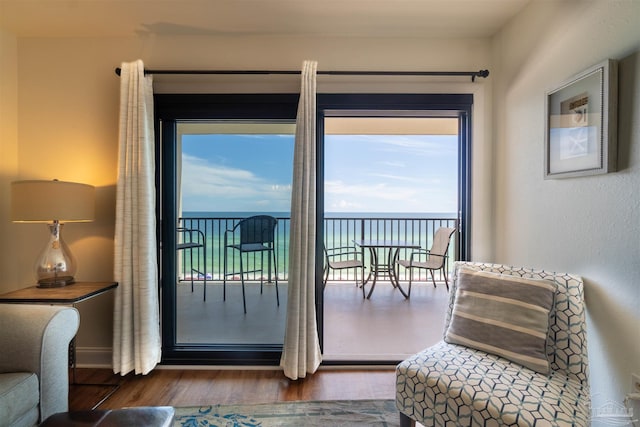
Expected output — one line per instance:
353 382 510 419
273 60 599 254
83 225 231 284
544 59 618 179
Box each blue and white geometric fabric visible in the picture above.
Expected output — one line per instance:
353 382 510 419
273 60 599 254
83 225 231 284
396 262 590 426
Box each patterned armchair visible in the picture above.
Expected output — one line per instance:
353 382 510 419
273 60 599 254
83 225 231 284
396 261 590 426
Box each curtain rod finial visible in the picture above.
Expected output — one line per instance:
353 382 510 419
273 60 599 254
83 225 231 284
472 69 490 82
115 67 122 76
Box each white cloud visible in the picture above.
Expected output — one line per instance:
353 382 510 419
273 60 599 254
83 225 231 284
355 135 454 157
324 179 455 213
181 154 291 212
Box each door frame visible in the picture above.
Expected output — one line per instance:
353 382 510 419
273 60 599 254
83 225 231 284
153 93 473 365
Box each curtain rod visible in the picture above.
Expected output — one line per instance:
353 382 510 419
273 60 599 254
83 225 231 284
114 68 489 82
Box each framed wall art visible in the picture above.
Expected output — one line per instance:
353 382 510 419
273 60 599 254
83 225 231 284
544 59 618 179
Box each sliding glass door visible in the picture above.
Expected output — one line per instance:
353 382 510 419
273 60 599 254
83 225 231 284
157 95 298 365
316 94 472 363
155 93 472 365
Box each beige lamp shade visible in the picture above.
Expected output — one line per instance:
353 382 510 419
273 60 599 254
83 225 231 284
11 180 95 223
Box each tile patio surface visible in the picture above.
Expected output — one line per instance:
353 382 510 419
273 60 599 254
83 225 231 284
175 279 449 361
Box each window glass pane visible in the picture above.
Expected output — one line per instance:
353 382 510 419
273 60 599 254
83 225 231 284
175 121 294 346
322 116 459 361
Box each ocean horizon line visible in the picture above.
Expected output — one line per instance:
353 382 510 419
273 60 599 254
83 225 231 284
182 211 457 219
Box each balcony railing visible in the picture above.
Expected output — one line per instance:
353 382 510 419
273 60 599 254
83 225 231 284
177 216 458 285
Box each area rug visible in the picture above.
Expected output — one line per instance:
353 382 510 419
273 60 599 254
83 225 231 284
173 399 399 426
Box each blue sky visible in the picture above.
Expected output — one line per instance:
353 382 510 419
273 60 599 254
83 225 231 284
324 134 457 213
180 133 458 214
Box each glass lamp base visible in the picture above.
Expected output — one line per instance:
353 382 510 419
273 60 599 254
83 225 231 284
37 276 75 288
35 222 78 288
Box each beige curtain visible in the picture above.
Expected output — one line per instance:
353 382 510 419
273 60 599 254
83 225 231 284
280 60 322 380
112 59 161 375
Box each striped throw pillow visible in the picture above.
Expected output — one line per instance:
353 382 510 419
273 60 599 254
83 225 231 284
444 267 557 374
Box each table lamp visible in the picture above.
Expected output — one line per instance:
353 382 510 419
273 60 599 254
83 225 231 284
11 179 95 287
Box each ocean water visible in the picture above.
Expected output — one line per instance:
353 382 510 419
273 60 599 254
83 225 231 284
178 211 457 279
183 211 456 219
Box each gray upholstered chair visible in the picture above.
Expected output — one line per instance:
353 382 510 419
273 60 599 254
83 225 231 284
0 304 80 426
396 261 590 426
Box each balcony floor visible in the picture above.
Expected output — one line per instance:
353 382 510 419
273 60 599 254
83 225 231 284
175 279 449 362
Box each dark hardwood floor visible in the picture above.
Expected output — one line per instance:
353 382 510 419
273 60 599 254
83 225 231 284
69 367 397 411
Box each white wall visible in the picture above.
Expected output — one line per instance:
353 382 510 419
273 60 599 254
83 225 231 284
492 0 640 409
4 34 495 364
0 29 19 289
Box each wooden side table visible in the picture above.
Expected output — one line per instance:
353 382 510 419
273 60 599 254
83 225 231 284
0 281 117 305
0 281 119 409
